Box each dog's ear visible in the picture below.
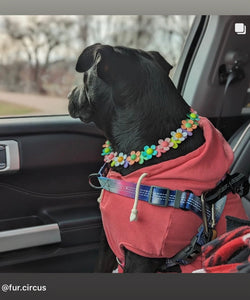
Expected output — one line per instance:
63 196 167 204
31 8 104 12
76 43 122 84
76 43 112 72
75 44 99 73
148 51 173 75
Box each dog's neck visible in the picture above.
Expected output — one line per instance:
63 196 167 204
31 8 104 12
103 97 205 176
110 108 183 153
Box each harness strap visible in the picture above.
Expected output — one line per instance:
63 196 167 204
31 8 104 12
97 175 212 222
205 172 249 204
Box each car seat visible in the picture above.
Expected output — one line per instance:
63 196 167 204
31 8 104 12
228 120 250 218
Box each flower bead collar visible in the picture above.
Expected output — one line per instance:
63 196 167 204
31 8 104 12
101 108 200 169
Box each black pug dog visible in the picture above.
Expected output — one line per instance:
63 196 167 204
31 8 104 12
68 43 205 272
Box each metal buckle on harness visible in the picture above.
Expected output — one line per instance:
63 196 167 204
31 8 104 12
88 163 110 190
201 193 217 240
148 185 169 207
88 173 103 189
201 193 209 235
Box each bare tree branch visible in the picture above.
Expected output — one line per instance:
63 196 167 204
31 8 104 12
3 16 75 93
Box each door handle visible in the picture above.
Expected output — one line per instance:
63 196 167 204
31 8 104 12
0 140 20 173
0 224 61 252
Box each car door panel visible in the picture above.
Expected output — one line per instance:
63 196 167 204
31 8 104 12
0 116 104 272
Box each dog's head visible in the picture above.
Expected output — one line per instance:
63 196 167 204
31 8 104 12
68 44 177 133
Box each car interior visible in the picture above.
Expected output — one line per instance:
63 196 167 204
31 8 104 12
173 15 250 218
0 15 249 272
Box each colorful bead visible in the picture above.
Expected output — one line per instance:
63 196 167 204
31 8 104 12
102 140 113 156
102 148 112 156
170 137 181 149
103 140 111 148
181 119 197 132
187 109 200 122
104 147 111 153
157 138 173 156
114 153 127 166
131 154 137 160
123 160 129 168
182 129 193 137
146 148 154 155
170 128 187 142
175 132 183 139
139 153 147 164
142 145 157 160
104 152 117 163
156 138 171 157
127 151 141 165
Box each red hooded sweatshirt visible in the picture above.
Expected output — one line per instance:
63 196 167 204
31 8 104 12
99 117 248 273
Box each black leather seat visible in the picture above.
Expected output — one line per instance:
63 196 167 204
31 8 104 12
228 120 250 218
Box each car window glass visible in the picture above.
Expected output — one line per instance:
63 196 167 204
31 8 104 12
0 15 195 118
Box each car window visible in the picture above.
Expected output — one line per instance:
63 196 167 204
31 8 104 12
0 15 195 118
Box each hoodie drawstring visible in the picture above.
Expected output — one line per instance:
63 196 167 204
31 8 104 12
130 173 148 222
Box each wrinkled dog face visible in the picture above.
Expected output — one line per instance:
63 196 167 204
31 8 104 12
68 44 113 125
68 43 172 133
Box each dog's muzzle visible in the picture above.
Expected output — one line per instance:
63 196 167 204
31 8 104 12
68 85 94 123
68 86 83 118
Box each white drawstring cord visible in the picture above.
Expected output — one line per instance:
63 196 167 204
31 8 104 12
130 173 148 222
97 189 104 204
